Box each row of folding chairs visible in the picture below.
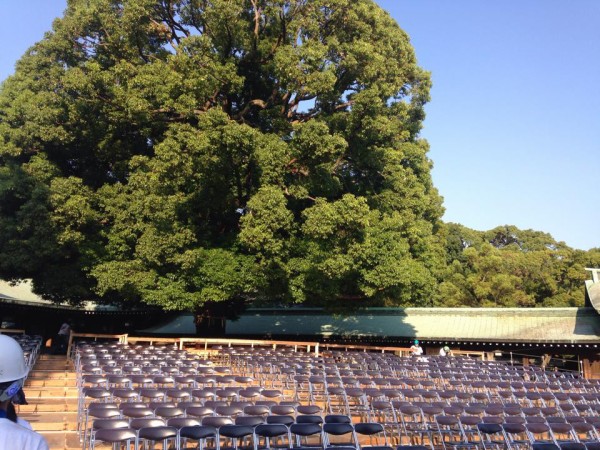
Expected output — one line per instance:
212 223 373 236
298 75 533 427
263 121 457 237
416 414 600 449
12 334 43 379
76 342 587 391
81 392 600 447
83 397 600 449
76 372 596 418
78 374 600 412
363 399 600 449
74 343 599 434
79 374 260 390
74 344 600 419
86 411 391 450
222 352 591 392
81 384 600 427
78 393 325 440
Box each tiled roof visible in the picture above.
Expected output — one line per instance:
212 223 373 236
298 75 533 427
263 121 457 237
226 307 600 343
0 280 45 303
4 278 599 343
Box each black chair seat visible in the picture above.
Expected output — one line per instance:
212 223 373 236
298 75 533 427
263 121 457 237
94 428 136 443
180 425 218 440
138 426 177 440
290 423 322 436
266 415 295 426
255 423 289 438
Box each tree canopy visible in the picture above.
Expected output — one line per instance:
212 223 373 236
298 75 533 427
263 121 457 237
2 1 596 312
439 224 600 308
0 0 445 309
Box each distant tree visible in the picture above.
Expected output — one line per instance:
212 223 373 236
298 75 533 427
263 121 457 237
443 222 484 265
440 224 597 307
0 0 444 309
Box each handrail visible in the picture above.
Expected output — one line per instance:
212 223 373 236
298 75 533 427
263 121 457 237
62 331 595 378
505 350 583 378
178 337 321 354
320 342 413 357
66 332 490 361
67 331 128 358
0 328 26 335
450 349 487 360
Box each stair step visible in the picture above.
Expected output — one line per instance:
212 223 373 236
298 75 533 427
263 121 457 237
28 371 77 381
33 362 73 370
38 354 71 360
26 379 77 388
38 431 81 450
25 387 80 398
19 398 78 413
19 355 82 448
22 411 77 428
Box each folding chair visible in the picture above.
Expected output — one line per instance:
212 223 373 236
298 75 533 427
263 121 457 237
236 416 266 427
180 424 219 450
267 415 296 427
219 424 256 450
88 418 132 450
290 422 323 449
81 405 120 450
138 423 178 450
526 423 557 449
434 415 472 450
322 422 358 450
501 423 530 450
254 423 293 450
244 405 271 418
354 422 393 450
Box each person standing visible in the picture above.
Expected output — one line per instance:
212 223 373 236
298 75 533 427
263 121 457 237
56 321 71 355
409 340 423 356
439 346 451 356
0 334 49 450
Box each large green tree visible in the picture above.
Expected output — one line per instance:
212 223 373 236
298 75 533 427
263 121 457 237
439 224 600 307
0 0 444 309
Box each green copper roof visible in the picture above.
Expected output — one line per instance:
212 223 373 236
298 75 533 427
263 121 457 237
226 307 600 343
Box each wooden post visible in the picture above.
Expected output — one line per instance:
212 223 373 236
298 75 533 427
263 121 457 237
66 330 73 359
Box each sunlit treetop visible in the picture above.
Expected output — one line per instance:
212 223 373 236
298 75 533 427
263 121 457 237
0 0 444 309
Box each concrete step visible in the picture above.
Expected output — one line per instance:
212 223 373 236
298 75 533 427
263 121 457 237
26 378 77 388
18 398 79 413
28 370 77 381
25 387 80 398
19 411 78 432
33 360 73 371
21 354 81 449
38 430 81 450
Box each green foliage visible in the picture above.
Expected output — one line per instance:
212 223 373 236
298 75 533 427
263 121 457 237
439 223 599 308
0 0 444 310
1 1 594 311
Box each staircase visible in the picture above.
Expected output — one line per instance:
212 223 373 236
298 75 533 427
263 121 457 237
19 354 81 450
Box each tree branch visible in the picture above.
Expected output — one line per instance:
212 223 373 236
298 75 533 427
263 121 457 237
284 187 316 202
334 100 355 111
251 0 261 40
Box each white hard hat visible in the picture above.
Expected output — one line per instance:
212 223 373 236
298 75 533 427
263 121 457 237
0 334 28 384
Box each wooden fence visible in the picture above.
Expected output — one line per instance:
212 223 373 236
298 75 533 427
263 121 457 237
66 331 488 361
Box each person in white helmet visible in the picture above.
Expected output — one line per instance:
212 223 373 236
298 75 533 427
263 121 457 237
409 339 423 356
0 334 49 450
439 345 451 357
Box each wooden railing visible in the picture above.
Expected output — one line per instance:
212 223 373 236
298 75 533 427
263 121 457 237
0 328 26 335
450 349 488 360
66 331 490 361
67 332 128 358
178 337 319 354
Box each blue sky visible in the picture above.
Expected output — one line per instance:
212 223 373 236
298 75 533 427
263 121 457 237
1 1 599 250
